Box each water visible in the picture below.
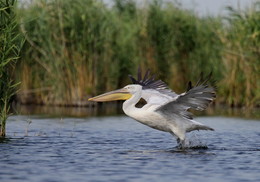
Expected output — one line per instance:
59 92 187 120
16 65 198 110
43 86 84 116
1 115 260 182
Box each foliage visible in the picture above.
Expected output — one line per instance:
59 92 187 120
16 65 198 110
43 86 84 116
0 0 24 136
219 3 260 107
16 0 259 107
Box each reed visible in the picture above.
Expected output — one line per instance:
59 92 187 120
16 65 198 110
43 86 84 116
15 0 259 107
219 3 260 107
142 2 223 92
17 0 139 106
0 0 24 136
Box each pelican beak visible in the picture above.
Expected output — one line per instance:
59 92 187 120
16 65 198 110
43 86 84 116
88 88 132 102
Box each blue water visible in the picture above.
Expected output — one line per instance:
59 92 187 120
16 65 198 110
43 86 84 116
1 115 260 182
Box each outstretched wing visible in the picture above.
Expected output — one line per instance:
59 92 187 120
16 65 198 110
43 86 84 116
156 73 216 120
128 67 169 90
128 68 178 105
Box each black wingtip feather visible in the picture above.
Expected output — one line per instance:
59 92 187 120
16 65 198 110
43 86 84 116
194 71 214 87
187 81 192 91
195 72 204 87
143 69 150 81
201 72 212 85
128 75 137 84
128 68 169 90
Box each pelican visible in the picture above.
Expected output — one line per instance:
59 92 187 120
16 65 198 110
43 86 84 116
88 68 216 148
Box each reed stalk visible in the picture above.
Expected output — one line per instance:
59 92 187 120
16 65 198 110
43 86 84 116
219 4 260 107
15 0 259 107
0 0 24 136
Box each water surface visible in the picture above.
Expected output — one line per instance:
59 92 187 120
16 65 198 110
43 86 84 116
1 115 260 182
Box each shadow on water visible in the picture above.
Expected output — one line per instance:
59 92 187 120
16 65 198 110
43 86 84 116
12 102 260 119
0 137 11 144
12 102 124 118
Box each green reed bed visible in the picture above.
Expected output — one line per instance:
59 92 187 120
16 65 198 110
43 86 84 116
219 5 260 107
15 0 259 107
0 0 24 136
17 0 140 106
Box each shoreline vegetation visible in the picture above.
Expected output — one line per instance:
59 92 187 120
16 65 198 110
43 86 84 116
0 0 24 136
4 0 260 110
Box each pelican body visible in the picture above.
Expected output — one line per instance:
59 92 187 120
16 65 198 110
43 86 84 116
89 69 216 147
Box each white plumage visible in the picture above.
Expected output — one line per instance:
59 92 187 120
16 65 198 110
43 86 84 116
89 69 216 148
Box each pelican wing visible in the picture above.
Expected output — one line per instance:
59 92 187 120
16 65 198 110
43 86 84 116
128 68 169 90
140 89 176 105
129 68 178 105
155 73 216 120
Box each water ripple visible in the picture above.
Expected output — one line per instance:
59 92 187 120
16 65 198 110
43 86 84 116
0 116 259 182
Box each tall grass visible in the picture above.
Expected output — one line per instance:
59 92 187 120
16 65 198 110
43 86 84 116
16 0 259 107
17 0 139 106
143 2 223 92
219 4 260 107
0 0 24 136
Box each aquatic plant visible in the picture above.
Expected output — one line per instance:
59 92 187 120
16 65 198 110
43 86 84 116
143 2 223 92
15 0 259 107
0 0 24 136
17 0 138 106
219 3 260 107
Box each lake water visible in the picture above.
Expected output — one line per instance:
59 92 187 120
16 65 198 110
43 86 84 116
0 111 260 182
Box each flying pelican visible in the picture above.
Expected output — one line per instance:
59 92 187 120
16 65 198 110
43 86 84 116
88 68 216 148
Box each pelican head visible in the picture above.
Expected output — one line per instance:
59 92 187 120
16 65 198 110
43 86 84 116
88 68 216 148
88 84 142 102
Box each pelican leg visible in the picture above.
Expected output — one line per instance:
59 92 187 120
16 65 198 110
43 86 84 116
170 132 184 148
177 138 185 149
177 138 181 145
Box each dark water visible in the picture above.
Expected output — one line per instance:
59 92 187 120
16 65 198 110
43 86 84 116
1 115 260 182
